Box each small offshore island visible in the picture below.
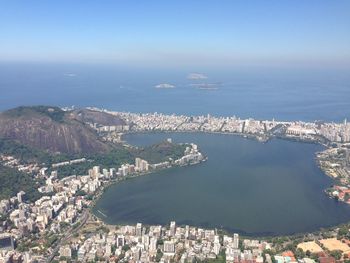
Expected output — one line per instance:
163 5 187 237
0 105 350 263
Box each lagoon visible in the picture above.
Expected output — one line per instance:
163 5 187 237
94 132 350 236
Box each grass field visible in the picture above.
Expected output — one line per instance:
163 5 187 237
297 241 323 253
320 238 350 253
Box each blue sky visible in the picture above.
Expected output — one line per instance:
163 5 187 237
0 1 349 68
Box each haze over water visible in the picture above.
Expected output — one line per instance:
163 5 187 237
94 132 350 236
1 63 350 122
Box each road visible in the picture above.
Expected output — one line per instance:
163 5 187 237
46 209 90 263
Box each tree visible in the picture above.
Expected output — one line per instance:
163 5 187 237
330 250 342 260
338 226 349 237
155 248 163 262
122 244 130 252
295 248 305 259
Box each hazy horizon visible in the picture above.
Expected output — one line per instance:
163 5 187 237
1 1 350 121
1 1 349 69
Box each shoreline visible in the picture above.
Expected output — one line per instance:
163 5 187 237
91 130 349 239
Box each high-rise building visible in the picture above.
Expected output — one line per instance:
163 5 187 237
170 221 176 237
132 247 141 261
163 240 175 255
149 237 158 253
185 225 189 239
17 191 25 203
92 166 100 178
135 158 149 172
109 168 116 177
136 223 143 237
117 235 125 247
135 158 142 170
213 241 221 255
142 235 150 249
233 233 239 249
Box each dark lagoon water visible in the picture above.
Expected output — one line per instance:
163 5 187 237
94 132 350 236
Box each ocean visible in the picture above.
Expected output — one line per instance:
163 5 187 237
1 62 349 122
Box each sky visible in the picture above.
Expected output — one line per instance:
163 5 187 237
0 1 349 68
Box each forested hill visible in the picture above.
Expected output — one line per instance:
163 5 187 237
0 106 113 154
0 164 41 202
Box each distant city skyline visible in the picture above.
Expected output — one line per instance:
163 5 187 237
0 1 349 68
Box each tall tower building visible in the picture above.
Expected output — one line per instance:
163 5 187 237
170 221 176 237
17 191 25 203
149 237 158 252
136 223 143 237
92 166 100 178
233 233 239 249
135 158 142 170
117 235 125 247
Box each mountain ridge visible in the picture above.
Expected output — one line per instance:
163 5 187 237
0 106 119 154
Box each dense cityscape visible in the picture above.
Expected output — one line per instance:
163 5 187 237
1 107 350 262
1 0 349 262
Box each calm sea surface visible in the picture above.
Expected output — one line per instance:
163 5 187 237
1 63 350 122
94 132 350 236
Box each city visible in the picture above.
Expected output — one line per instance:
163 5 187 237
1 1 350 262
1 107 350 262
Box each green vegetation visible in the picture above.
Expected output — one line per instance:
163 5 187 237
1 137 186 178
135 141 187 163
0 135 187 200
122 244 130 251
4 105 65 122
60 222 70 229
338 224 350 238
330 250 343 260
17 240 40 252
52 141 186 177
0 138 71 165
0 164 41 201
206 249 226 263
43 234 59 249
97 225 110 233
53 147 134 178
155 248 163 262
295 248 305 259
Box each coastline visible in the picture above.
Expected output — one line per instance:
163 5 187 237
90 148 207 221
92 130 349 238
119 129 347 201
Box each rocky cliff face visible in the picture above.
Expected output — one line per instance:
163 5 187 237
0 106 112 154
